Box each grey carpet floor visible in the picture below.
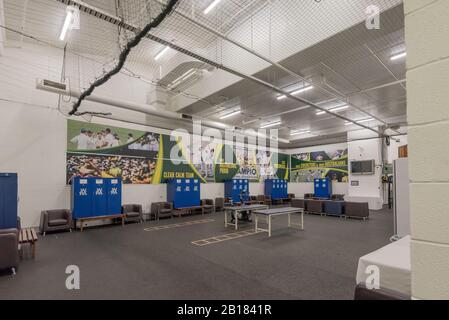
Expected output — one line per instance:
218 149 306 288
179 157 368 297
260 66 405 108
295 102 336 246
0 208 393 300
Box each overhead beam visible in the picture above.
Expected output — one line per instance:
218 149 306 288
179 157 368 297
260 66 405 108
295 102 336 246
54 0 388 138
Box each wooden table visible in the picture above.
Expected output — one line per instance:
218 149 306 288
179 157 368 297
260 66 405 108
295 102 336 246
173 206 205 218
19 228 38 259
77 214 126 232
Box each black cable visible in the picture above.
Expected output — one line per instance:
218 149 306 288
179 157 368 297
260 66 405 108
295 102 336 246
69 0 180 116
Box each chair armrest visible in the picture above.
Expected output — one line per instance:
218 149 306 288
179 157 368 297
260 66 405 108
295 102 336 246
40 211 49 230
64 210 73 226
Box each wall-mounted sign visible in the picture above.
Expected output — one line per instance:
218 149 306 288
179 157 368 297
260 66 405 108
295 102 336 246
351 181 360 186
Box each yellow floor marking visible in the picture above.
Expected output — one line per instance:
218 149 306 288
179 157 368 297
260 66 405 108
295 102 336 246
192 229 263 246
144 219 215 232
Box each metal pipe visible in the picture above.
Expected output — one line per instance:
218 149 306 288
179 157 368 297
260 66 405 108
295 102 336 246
36 79 289 144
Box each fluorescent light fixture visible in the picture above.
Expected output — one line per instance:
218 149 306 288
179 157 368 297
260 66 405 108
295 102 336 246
291 85 314 95
154 46 170 61
346 118 374 126
391 52 406 61
357 118 374 123
316 104 349 115
277 85 314 100
290 130 311 136
260 121 282 129
220 110 241 120
167 69 197 89
204 0 221 14
331 105 349 112
59 10 73 41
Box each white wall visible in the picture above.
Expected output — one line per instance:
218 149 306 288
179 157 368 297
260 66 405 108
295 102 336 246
0 42 176 227
387 135 408 163
346 130 383 210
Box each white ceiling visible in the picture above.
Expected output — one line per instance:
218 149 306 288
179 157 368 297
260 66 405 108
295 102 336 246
1 0 407 148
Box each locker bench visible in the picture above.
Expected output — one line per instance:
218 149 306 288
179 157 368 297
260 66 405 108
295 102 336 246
77 214 126 232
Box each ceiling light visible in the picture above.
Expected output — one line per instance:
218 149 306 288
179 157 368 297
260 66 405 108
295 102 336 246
277 85 314 100
59 9 73 41
316 105 349 116
154 46 170 61
204 0 222 14
291 85 314 95
290 130 311 136
390 52 406 61
220 110 241 120
167 69 197 89
331 105 349 112
357 118 374 123
260 121 282 129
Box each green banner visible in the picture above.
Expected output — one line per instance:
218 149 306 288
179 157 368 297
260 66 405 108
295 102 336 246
290 148 348 183
67 119 293 184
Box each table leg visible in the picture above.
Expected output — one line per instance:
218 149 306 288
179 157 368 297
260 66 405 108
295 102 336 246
288 213 291 228
268 216 272 237
122 216 125 227
225 210 228 228
255 214 258 232
235 211 239 230
301 211 304 230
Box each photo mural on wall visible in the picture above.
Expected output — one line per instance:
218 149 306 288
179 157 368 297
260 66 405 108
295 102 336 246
66 119 291 184
290 147 349 183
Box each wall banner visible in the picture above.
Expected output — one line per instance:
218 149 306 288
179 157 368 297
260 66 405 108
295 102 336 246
67 119 291 184
290 147 348 183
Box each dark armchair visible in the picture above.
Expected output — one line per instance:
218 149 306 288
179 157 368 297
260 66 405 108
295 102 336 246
257 195 272 206
0 228 19 274
39 210 72 236
151 202 174 220
201 199 215 214
122 204 143 224
215 197 233 211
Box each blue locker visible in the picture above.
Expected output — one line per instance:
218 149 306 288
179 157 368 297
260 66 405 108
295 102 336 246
0 173 18 229
106 178 122 215
225 179 249 203
314 178 332 199
72 177 93 219
167 179 201 209
92 178 108 216
265 179 288 200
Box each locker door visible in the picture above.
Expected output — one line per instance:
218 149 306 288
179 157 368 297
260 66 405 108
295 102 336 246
93 179 108 216
0 173 18 229
107 178 122 215
72 177 92 219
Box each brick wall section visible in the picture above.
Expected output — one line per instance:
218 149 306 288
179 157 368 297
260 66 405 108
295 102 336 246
404 0 449 299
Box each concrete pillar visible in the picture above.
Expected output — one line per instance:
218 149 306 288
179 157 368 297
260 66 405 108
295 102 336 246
405 0 449 299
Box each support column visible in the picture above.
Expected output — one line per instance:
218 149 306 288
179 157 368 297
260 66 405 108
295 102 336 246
405 0 449 300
